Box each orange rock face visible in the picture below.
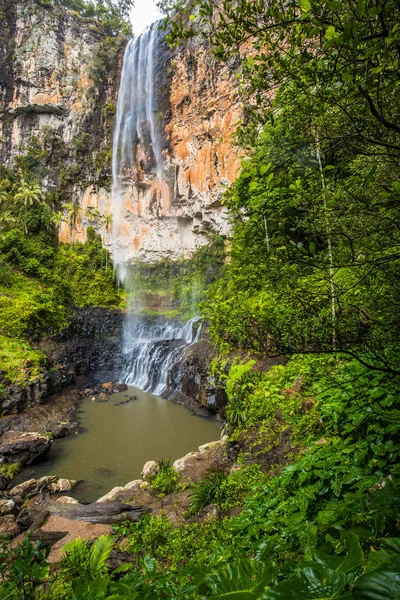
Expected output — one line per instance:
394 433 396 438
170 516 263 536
65 34 243 263
1 2 242 263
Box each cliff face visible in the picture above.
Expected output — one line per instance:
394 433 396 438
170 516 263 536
1 2 241 263
0 0 122 193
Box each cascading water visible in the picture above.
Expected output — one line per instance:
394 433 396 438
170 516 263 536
121 317 202 395
110 24 201 397
110 22 164 280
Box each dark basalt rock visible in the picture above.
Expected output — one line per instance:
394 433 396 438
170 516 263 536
165 339 228 417
50 308 124 376
1 308 124 417
50 424 70 439
0 431 52 466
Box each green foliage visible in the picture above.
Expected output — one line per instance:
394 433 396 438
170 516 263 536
188 464 265 515
60 536 114 585
125 236 225 318
194 559 276 599
150 458 180 497
216 464 266 512
48 0 133 35
188 468 227 515
54 229 122 308
3 2 400 599
125 513 174 557
0 533 50 600
0 166 121 384
0 335 46 386
0 462 21 480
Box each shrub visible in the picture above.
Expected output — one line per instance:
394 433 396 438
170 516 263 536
0 462 21 480
188 468 228 515
59 536 114 585
150 458 180 497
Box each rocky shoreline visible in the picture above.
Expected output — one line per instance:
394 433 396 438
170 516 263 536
0 431 232 559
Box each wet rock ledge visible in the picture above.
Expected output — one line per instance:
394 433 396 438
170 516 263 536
0 308 124 417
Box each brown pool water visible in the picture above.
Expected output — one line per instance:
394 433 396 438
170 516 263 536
18 386 220 502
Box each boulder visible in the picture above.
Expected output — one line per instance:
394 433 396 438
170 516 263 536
124 479 143 490
9 475 74 498
172 452 202 474
56 496 79 504
198 436 229 455
50 425 70 439
50 478 76 493
141 460 159 480
97 393 108 402
102 382 114 392
9 478 38 497
0 474 8 491
0 498 16 516
96 487 125 503
0 514 19 538
113 383 128 393
82 388 94 396
0 431 52 466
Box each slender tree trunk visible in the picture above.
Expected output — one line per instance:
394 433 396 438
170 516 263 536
264 215 270 253
316 135 337 351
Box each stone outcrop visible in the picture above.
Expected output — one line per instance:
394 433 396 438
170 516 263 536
0 364 75 417
141 460 159 480
9 475 76 498
44 307 124 376
0 430 51 465
166 338 228 416
58 32 242 262
172 436 229 479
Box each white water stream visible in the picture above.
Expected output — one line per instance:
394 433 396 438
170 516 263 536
111 26 201 395
110 22 164 280
121 317 202 395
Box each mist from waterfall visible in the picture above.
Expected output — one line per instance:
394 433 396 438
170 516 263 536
110 24 201 397
110 22 163 282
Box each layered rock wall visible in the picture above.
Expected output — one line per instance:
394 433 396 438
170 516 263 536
0 1 242 263
0 0 123 195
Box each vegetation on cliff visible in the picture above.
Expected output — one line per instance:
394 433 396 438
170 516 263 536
0 163 122 387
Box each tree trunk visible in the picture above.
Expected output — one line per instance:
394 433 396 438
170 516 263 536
316 136 337 351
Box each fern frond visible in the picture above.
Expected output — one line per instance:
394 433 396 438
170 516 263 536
60 538 90 582
89 535 114 579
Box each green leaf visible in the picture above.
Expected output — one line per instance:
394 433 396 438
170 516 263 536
299 0 311 13
381 539 400 554
325 26 337 40
337 531 364 573
358 0 367 14
195 559 276 599
260 164 272 176
353 565 400 599
263 566 353 599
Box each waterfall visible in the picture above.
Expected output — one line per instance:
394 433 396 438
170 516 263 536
120 317 201 395
110 22 163 280
110 24 201 397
